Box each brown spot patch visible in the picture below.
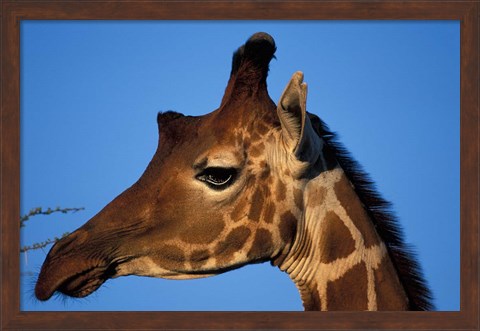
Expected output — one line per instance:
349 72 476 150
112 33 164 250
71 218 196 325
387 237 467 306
334 176 380 248
251 131 261 143
259 161 270 180
319 211 356 264
275 179 286 202
307 186 327 208
247 228 273 260
243 136 251 149
301 284 322 311
374 256 408 310
256 122 269 135
248 187 265 222
230 174 256 222
249 142 265 158
267 134 275 145
279 211 297 243
231 196 248 222
235 131 243 146
190 249 210 269
215 226 251 266
262 202 276 224
154 245 185 270
293 188 303 210
179 219 225 245
246 120 256 133
326 261 368 310
223 131 236 146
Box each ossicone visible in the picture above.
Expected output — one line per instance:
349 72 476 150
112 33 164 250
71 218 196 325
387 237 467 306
231 32 277 76
220 32 277 106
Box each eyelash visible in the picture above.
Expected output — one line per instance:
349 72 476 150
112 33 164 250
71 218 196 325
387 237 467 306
196 167 237 190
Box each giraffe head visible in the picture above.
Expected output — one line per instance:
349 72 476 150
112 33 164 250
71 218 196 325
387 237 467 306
35 32 321 301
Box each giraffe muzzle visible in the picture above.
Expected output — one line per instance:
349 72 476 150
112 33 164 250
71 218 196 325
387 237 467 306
35 263 94 301
34 228 123 300
34 250 118 301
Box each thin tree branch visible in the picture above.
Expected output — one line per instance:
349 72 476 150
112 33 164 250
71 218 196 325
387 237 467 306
20 232 71 253
20 206 84 227
20 206 84 253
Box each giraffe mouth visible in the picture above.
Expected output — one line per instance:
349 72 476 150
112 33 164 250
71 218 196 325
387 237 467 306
35 258 120 301
55 265 114 298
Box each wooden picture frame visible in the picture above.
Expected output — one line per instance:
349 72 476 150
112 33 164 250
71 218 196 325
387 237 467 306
1 1 478 329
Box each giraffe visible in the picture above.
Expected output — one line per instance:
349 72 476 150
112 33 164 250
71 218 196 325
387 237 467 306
35 32 433 311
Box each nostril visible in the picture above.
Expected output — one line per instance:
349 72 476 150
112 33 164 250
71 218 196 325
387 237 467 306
49 229 88 256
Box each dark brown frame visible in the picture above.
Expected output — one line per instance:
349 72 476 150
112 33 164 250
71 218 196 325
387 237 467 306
1 1 478 330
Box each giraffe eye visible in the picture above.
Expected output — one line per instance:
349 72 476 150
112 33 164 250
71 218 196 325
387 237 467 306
196 167 237 190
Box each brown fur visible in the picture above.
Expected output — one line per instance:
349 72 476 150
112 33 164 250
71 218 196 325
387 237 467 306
299 281 322 311
249 142 264 157
319 211 356 264
293 188 303 210
215 227 251 265
247 229 273 260
327 262 368 310
190 249 210 269
179 219 226 244
153 245 186 270
279 211 297 244
374 256 409 310
262 202 276 224
230 196 249 222
248 187 265 222
334 176 380 248
275 179 286 202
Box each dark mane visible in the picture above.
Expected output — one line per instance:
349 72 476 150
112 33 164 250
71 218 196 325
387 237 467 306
311 114 434 311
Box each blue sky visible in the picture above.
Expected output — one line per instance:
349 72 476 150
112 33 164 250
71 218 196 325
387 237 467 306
20 21 459 311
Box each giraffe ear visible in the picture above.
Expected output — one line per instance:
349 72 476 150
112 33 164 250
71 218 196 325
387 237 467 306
277 71 321 162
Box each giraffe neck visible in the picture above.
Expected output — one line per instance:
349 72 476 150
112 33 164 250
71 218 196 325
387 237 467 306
279 162 409 311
